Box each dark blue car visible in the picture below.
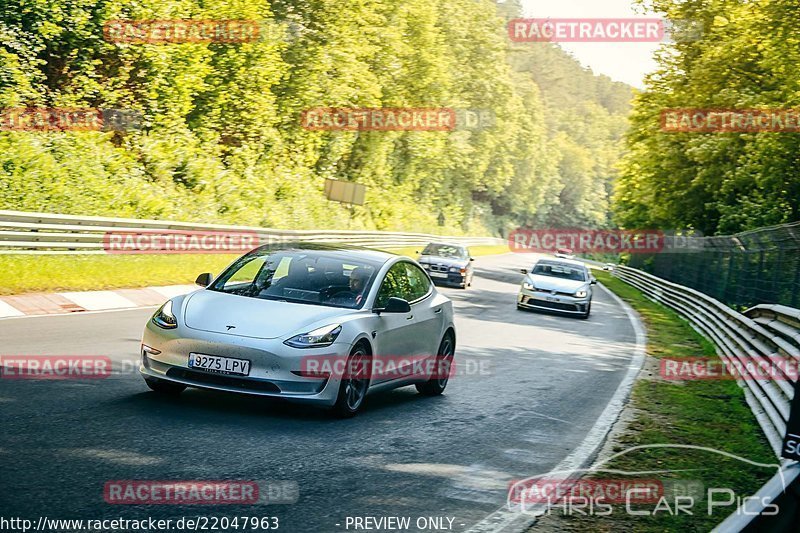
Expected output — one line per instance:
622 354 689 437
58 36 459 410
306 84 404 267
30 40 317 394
416 243 474 289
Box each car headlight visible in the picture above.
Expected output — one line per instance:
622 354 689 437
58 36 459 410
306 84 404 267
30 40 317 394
523 281 535 291
284 324 342 348
575 290 588 298
152 300 177 329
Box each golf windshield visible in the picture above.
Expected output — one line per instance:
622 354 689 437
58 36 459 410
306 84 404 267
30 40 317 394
531 262 587 282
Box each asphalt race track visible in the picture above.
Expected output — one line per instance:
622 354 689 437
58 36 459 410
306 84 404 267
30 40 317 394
0 253 640 532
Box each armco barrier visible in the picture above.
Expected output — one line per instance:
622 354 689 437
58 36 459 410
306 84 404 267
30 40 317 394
0 210 504 254
611 264 800 531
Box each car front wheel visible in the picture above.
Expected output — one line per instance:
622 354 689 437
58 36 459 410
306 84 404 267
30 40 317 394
332 344 371 418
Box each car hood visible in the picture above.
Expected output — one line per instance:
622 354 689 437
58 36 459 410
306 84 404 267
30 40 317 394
527 274 587 293
183 290 349 339
419 255 467 267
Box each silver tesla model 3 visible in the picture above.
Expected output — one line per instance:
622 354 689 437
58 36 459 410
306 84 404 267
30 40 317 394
139 243 456 417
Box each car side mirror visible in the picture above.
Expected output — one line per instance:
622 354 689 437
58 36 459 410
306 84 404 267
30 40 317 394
195 272 213 287
380 297 411 314
469 257 475 262
590 278 597 285
520 268 528 274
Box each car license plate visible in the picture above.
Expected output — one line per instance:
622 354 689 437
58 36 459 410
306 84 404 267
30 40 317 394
430 272 448 279
546 296 559 302
188 353 251 376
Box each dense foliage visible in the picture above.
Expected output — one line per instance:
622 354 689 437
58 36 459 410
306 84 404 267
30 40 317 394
0 0 631 234
616 0 800 235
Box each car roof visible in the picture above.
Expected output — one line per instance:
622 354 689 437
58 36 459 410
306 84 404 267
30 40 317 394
536 257 587 268
248 241 397 264
425 242 467 249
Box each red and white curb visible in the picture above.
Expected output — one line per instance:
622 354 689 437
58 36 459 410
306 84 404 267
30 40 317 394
0 285 197 319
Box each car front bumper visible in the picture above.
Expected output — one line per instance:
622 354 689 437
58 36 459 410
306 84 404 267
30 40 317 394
139 319 351 406
425 270 467 286
517 288 591 315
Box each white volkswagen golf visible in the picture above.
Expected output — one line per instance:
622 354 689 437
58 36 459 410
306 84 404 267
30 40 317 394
517 258 596 319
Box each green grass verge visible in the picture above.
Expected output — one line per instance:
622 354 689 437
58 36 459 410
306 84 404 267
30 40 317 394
0 254 242 295
0 244 509 295
532 270 777 532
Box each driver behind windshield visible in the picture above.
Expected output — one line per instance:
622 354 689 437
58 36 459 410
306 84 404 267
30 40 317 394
348 267 370 306
324 266 372 307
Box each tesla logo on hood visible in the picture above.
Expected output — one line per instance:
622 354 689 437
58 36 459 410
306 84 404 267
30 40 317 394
226 325 236 330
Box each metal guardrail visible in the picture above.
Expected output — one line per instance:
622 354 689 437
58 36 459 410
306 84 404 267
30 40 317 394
0 210 504 254
611 264 800 530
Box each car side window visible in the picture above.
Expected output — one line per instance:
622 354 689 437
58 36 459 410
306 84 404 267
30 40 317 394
375 262 412 308
404 263 431 302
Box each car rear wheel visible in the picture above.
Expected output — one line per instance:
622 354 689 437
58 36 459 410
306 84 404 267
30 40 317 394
332 344 371 418
416 332 455 396
144 377 186 395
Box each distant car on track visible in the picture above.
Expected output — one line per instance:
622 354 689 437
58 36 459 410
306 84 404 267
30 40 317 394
554 248 575 260
139 243 456 417
416 242 474 289
517 258 596 319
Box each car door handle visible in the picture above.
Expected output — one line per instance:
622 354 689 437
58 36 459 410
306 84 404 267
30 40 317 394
434 308 442 314
406 314 414 320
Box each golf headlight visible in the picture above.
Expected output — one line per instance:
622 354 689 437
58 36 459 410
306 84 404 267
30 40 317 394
284 324 342 348
575 290 588 298
523 281 535 291
152 300 177 329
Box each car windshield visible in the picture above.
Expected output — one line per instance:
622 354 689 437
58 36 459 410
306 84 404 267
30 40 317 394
422 244 468 259
208 249 381 309
531 262 587 282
